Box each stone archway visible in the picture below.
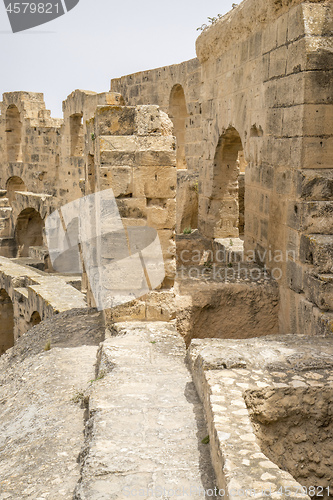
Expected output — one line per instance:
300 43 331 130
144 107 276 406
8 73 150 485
205 127 246 239
0 289 14 355
6 176 26 205
15 208 44 257
169 84 188 170
6 105 22 163
29 311 41 328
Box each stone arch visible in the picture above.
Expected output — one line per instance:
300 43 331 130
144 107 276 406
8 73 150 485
6 104 22 163
169 84 188 170
29 311 41 327
15 208 44 257
0 288 14 355
207 127 247 239
6 176 26 205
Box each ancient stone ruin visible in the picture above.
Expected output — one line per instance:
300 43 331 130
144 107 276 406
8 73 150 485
0 0 332 498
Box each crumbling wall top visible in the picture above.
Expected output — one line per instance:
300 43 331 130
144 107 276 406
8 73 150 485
196 0 330 63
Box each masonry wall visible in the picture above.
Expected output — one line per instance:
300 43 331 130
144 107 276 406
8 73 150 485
111 60 202 233
110 0 333 336
198 0 333 335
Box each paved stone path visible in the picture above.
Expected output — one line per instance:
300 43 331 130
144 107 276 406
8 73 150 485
75 321 221 499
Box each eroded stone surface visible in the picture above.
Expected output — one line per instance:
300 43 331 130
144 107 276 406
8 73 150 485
187 336 333 499
75 322 221 499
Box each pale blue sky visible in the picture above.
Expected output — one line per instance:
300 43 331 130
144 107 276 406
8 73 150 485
0 1 236 117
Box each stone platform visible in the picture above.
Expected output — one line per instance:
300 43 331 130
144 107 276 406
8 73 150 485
187 335 333 500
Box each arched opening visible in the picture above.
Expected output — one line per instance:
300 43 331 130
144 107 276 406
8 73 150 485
6 105 22 163
6 176 26 205
0 289 14 355
70 113 84 157
208 127 247 239
15 208 44 257
169 84 188 170
29 311 41 328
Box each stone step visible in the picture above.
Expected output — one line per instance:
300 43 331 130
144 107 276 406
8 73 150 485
300 234 333 274
29 245 49 261
0 237 16 257
0 207 12 219
0 221 12 237
305 272 333 312
11 257 45 271
0 189 7 198
0 197 10 207
214 237 244 263
289 201 333 234
74 322 221 499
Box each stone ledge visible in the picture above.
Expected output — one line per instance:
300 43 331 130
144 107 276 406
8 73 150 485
186 335 333 499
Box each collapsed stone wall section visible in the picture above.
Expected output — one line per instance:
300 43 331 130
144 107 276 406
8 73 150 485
83 102 177 318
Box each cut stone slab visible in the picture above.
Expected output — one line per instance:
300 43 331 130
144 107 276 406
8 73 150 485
75 321 221 499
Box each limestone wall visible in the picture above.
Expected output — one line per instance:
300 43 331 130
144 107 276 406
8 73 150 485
109 0 333 336
83 103 177 312
111 60 202 233
0 0 332 339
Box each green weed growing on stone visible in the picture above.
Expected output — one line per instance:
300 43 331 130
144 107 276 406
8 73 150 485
204 260 213 269
89 370 106 384
71 390 89 405
183 227 192 235
44 340 51 351
197 5 238 32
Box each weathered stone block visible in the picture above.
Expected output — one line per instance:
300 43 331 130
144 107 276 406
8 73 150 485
287 260 305 294
287 201 333 233
304 104 333 137
296 170 333 201
99 151 136 166
145 290 177 321
135 150 176 167
146 199 176 230
300 234 333 274
95 106 137 136
135 106 172 136
133 166 176 199
99 136 137 152
305 273 333 312
302 137 333 169
99 166 133 197
269 46 288 79
116 198 147 220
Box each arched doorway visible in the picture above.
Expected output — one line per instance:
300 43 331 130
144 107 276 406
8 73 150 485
169 84 188 170
6 176 26 205
207 127 246 239
15 208 44 257
29 311 41 328
0 289 14 355
6 105 22 163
